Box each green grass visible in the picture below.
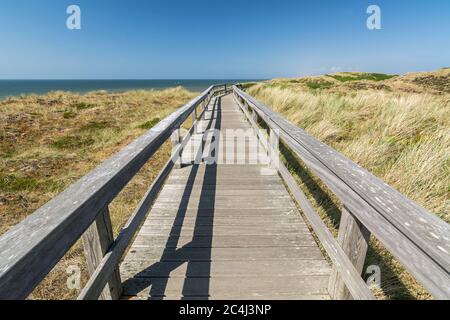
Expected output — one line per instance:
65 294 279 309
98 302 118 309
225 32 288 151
1 147 15 158
52 135 95 150
328 73 397 82
63 110 77 119
138 117 161 130
0 174 40 192
305 80 334 90
80 120 112 131
72 102 96 110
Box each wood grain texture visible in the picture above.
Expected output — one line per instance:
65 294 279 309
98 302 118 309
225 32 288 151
81 206 122 300
328 207 371 300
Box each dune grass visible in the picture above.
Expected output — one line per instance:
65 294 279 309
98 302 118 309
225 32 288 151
0 87 197 299
247 70 449 300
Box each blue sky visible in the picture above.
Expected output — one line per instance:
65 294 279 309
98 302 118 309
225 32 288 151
0 0 449 79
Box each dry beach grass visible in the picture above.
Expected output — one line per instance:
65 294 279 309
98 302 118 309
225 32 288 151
246 69 450 299
0 87 197 299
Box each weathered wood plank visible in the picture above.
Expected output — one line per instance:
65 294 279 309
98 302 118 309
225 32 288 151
142 217 304 228
123 293 330 300
123 247 325 262
328 207 371 300
82 206 122 300
122 275 330 298
147 207 299 218
120 260 331 279
130 234 317 248
136 225 311 237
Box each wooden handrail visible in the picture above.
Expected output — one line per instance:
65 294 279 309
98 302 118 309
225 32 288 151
0 84 226 299
233 85 450 299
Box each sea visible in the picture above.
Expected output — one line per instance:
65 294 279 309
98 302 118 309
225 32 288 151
0 79 262 100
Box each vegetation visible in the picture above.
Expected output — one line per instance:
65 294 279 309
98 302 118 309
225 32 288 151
138 117 161 130
247 69 450 300
327 72 397 82
0 87 197 299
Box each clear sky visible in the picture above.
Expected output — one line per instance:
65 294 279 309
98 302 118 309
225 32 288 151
0 0 449 79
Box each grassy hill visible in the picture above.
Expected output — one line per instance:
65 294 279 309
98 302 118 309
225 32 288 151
246 69 450 299
0 87 197 299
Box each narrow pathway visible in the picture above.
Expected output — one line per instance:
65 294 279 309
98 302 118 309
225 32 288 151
120 94 331 300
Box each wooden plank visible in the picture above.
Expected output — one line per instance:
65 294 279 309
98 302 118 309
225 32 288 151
147 207 300 218
120 260 331 279
130 235 317 248
171 126 182 169
137 225 311 237
122 275 330 298
142 217 304 227
328 207 371 300
123 247 325 262
82 206 122 300
124 293 330 300
151 198 294 210
234 86 450 299
157 189 286 197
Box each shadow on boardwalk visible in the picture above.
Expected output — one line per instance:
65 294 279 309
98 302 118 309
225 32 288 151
121 95 223 300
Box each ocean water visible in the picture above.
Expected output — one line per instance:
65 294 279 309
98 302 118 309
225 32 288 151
0 79 261 100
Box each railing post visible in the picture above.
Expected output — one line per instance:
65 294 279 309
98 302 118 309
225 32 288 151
203 96 209 120
328 206 371 300
268 128 280 169
191 107 197 134
82 206 121 300
251 109 258 126
171 126 182 169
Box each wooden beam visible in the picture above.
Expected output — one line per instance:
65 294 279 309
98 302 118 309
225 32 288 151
82 206 121 300
328 207 371 300
269 128 280 169
171 127 182 169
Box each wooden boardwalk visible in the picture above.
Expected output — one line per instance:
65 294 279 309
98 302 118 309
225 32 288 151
120 94 331 300
2 84 448 300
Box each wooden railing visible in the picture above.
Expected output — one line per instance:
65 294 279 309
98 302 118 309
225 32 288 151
0 84 229 300
232 85 450 300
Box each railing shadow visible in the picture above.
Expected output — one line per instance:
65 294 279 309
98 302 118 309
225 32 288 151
121 93 223 300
